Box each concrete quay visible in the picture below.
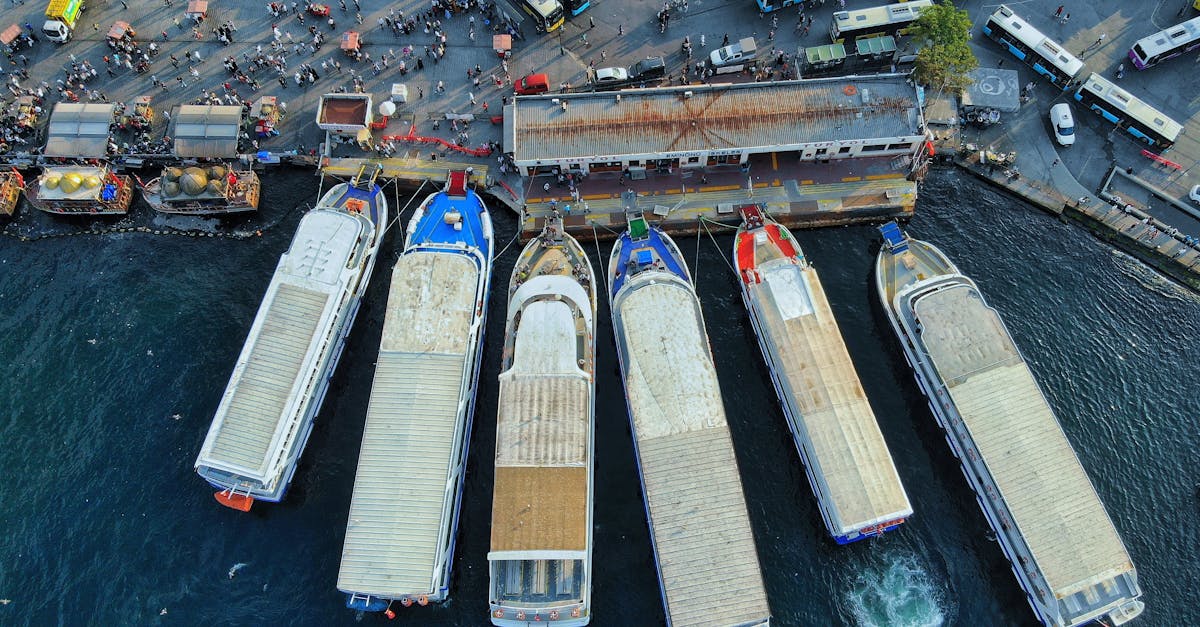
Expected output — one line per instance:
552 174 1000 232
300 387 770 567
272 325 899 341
0 0 1196 290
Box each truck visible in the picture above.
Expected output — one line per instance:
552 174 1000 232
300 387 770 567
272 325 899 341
708 37 757 74
44 0 84 43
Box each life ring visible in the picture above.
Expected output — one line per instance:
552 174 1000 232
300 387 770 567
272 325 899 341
400 597 413 608
549 610 560 620
843 84 858 96
416 595 429 606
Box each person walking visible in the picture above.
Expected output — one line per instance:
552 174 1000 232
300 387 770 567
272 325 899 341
1053 5 1063 18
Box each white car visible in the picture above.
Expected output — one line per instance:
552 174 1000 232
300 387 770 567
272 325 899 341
1190 184 1200 205
595 67 628 83
1050 103 1076 146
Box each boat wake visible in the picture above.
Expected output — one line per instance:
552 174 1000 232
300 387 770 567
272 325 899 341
228 562 248 579
1109 248 1200 305
842 548 947 627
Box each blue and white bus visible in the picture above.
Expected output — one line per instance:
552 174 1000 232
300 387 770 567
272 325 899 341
982 5 1083 89
563 0 590 17
1128 16 1200 69
755 0 799 12
830 0 933 45
1074 73 1183 149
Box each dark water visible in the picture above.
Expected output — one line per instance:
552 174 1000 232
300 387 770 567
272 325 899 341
1 169 1197 626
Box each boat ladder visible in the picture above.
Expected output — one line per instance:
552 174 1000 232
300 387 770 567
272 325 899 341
351 162 383 191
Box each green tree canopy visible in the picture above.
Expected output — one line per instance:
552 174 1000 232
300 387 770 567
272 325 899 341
906 1 978 93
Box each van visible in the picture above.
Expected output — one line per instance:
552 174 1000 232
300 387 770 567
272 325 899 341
515 73 550 95
1049 103 1075 146
629 56 666 82
710 37 757 68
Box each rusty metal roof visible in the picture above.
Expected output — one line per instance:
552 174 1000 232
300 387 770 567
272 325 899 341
509 76 922 162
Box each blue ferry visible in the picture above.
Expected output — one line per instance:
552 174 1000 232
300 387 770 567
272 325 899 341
338 170 494 615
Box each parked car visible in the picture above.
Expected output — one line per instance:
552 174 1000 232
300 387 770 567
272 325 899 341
1189 184 1200 205
709 37 757 68
595 67 629 83
629 56 666 82
1049 103 1076 146
515 73 550 95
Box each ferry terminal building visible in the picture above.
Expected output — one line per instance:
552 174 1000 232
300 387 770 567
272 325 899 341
502 74 929 179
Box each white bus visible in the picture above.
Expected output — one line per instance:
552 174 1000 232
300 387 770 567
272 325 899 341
1128 15 1200 69
982 5 1083 89
1074 73 1183 149
829 0 932 45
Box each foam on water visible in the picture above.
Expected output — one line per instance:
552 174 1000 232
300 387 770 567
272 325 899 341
842 548 947 627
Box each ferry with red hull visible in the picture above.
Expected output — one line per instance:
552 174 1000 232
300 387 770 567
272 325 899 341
734 204 911 544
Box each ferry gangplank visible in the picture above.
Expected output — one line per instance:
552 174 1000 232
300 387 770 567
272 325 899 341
489 216 596 626
194 163 387 511
734 204 911 544
338 170 493 615
609 213 770 627
875 222 1144 627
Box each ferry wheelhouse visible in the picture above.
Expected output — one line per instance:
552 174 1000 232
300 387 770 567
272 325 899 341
734 204 911 544
608 213 770 626
875 222 1144 627
339 170 493 613
489 216 595 626
194 164 387 511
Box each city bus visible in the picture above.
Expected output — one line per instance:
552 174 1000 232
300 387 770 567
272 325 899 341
1128 15 1200 69
520 0 565 33
563 0 590 17
981 5 1083 89
1073 73 1183 149
829 0 932 45
755 0 800 12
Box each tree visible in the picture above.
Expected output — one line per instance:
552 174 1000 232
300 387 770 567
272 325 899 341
906 1 978 94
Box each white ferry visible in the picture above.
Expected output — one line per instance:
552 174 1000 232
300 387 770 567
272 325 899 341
734 204 911 544
488 216 596 626
609 213 770 627
875 222 1144 627
338 170 493 614
194 164 387 511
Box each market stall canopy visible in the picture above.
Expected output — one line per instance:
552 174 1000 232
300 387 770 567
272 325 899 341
0 24 21 45
171 105 242 158
43 103 117 158
185 0 208 16
340 31 360 50
107 20 133 40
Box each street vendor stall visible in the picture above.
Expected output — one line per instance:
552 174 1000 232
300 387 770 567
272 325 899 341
116 95 154 132
5 95 41 135
306 3 329 16
340 31 361 58
493 33 511 59
249 96 281 138
0 24 27 52
185 0 208 21
106 20 136 44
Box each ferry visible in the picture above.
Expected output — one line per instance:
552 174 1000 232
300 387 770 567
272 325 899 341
24 165 134 215
141 164 260 215
875 222 1145 627
734 204 911 544
338 170 493 614
194 164 387 511
0 169 24 216
488 216 595 626
608 213 770 627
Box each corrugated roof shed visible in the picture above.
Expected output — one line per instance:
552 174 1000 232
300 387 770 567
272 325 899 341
510 76 921 162
43 103 116 158
172 105 242 158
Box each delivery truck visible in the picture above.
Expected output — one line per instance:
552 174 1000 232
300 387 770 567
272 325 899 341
44 0 84 44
